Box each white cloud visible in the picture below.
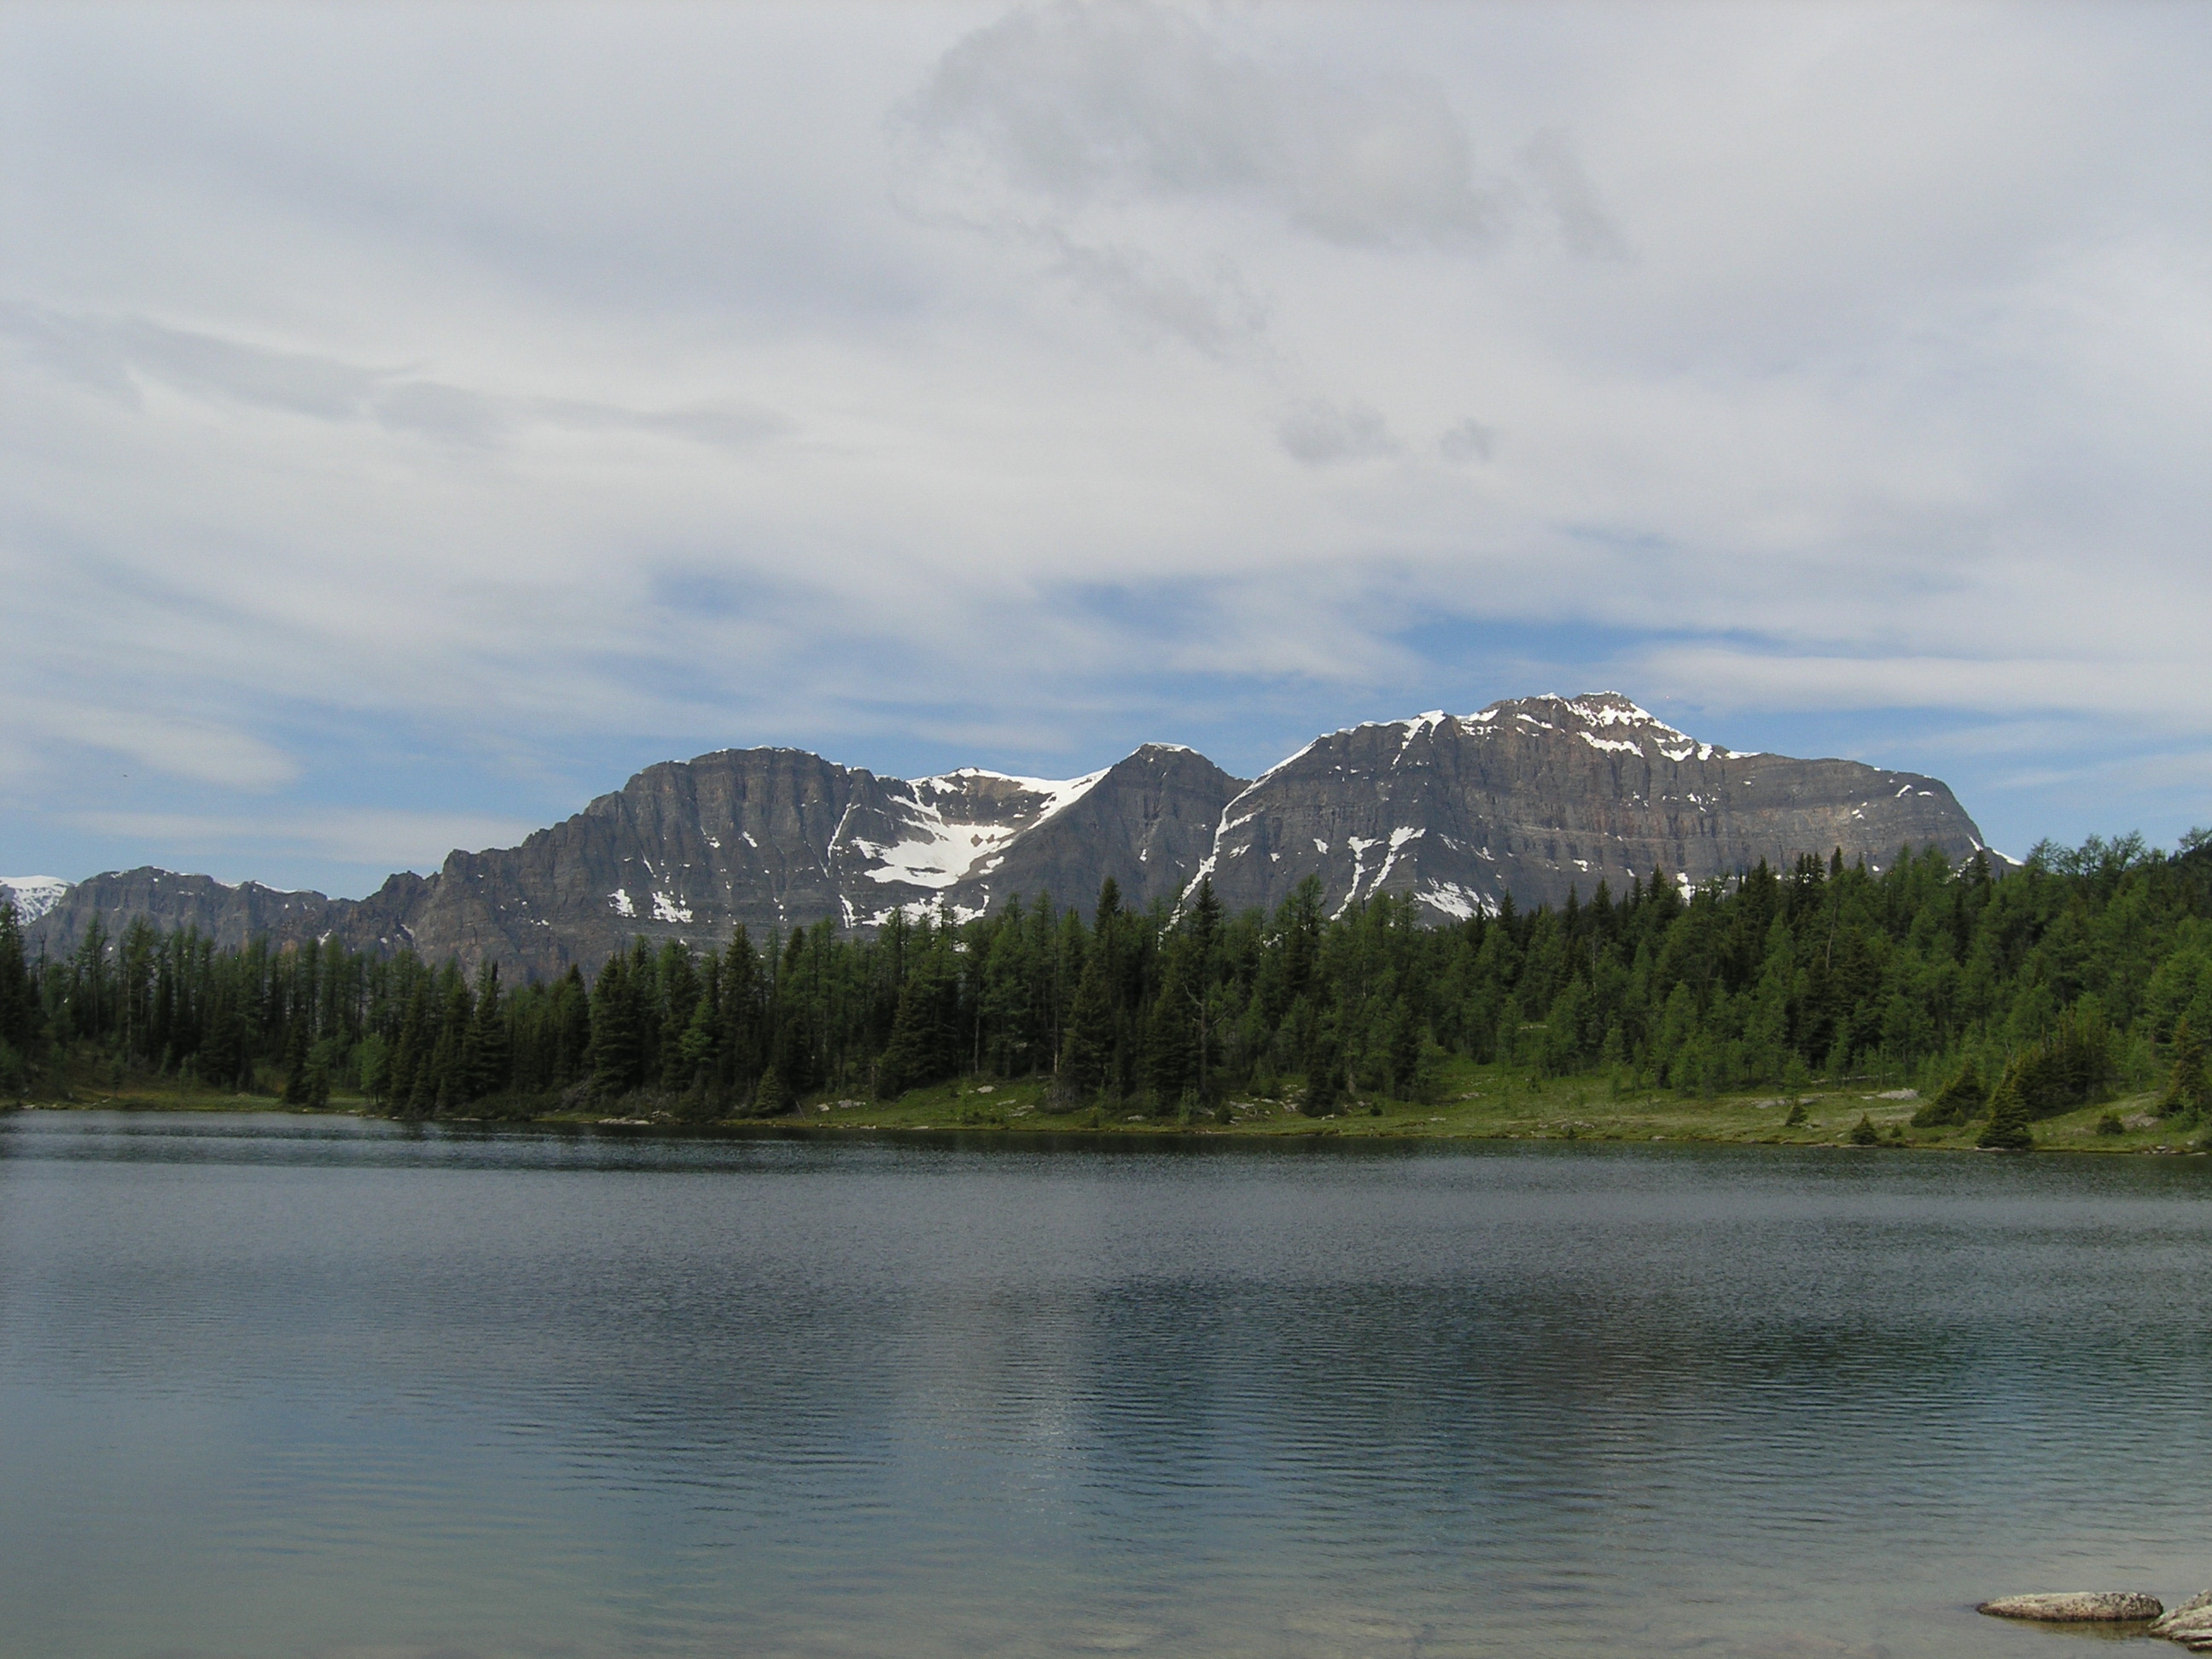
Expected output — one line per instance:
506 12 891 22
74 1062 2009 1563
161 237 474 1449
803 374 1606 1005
0 0 2207 881
69 809 544 875
902 0 1505 247
19 701 298 791
1277 399 1398 465
1634 649 2212 730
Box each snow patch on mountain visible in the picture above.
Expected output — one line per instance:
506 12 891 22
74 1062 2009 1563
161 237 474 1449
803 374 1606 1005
864 767 1109 889
1419 881 1499 921
0 876 71 923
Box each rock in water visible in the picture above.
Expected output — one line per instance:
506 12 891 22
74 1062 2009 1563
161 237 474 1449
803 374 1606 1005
2153 1592 2212 1633
2152 1592 2212 1647
1977 1592 2163 1622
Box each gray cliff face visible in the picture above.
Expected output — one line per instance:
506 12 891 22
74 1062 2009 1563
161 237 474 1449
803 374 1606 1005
1192 693 1992 923
24 745 1250 977
389 746 1245 972
21 696 1995 975
939 746 1248 921
22 869 354 961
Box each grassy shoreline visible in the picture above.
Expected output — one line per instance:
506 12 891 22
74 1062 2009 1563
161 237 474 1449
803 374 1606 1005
16 1058 2209 1155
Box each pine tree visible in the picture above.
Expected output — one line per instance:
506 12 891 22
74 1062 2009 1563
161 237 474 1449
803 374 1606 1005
718 928 763 1093
302 1053 332 1110
752 1063 791 1116
2160 1016 2204 1118
585 955 643 1098
550 966 591 1086
279 1014 311 1104
1141 958 1195 1109
877 946 955 1100
655 944 701 1090
468 963 509 1101
676 993 719 1086
1978 1063 2034 1150
1912 1060 1985 1127
388 980 430 1112
1303 1022 1343 1115
0 899 32 1052
1056 947 1114 1104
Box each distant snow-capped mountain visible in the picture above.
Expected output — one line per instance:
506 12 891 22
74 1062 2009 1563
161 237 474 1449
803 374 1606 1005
0 876 73 923
23 695 1993 975
1192 692 1989 926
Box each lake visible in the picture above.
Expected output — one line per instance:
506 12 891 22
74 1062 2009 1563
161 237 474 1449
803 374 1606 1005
1 1112 2207 1659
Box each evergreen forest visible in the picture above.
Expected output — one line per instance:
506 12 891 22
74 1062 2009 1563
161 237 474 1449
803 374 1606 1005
5 834 2212 1146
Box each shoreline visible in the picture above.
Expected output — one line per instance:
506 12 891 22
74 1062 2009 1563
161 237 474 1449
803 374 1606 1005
11 1074 2209 1156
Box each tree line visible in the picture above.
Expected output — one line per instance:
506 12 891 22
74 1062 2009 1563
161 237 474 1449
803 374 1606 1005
4 832 2211 1139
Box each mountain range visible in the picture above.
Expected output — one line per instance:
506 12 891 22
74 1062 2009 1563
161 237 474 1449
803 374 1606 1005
15 694 1995 977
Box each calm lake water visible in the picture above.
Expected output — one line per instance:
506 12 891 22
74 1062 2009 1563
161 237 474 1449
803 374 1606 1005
2 1113 2208 1659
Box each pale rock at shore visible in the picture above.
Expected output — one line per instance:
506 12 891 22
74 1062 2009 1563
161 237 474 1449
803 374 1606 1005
2151 1591 2212 1649
1977 1592 2163 1621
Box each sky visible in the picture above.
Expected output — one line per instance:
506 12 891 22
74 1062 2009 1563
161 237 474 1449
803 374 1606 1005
3 0 2209 897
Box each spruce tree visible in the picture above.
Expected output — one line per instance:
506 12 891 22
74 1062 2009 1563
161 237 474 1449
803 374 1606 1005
2160 1016 2204 1118
468 963 509 1101
878 948 954 1100
718 928 762 1091
1912 1060 1985 1127
1057 948 1114 1104
1303 1022 1343 1115
551 966 591 1086
1978 1063 2034 1150
1141 959 1195 1109
279 1015 311 1105
0 900 35 1053
676 993 719 1087
586 955 643 1098
752 1063 790 1116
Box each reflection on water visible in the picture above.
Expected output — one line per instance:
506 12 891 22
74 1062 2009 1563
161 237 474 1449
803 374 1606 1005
1 1112 2208 1659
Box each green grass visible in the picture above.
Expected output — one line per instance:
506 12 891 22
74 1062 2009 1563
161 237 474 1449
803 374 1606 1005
15 1052 2206 1155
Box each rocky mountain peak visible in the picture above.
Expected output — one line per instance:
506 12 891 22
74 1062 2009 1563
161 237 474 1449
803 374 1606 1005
21 696 1995 976
0 876 74 923
1196 693 1988 925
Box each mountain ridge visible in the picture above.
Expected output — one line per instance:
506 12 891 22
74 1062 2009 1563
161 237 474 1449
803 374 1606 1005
19 695 1995 976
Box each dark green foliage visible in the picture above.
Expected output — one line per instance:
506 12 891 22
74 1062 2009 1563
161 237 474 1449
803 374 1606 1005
877 939 958 1099
1141 958 1196 1109
16 827 2212 1130
1054 946 1114 1105
467 963 509 1101
2003 1005 2112 1119
279 1014 312 1105
1912 1062 1986 1127
1302 1023 1343 1115
752 1063 791 1116
0 901 34 1055
1784 1101 1808 1127
1978 1065 2035 1150
2159 1016 2204 1118
1849 1114 1880 1145
2095 1111 2125 1136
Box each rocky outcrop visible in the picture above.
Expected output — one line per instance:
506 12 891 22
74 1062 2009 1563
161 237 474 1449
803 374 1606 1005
940 745 1244 923
22 869 354 958
0 876 71 923
25 746 1250 979
1977 1592 2163 1622
1194 694 1994 924
22 693 1999 979
2152 1592 2212 1650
